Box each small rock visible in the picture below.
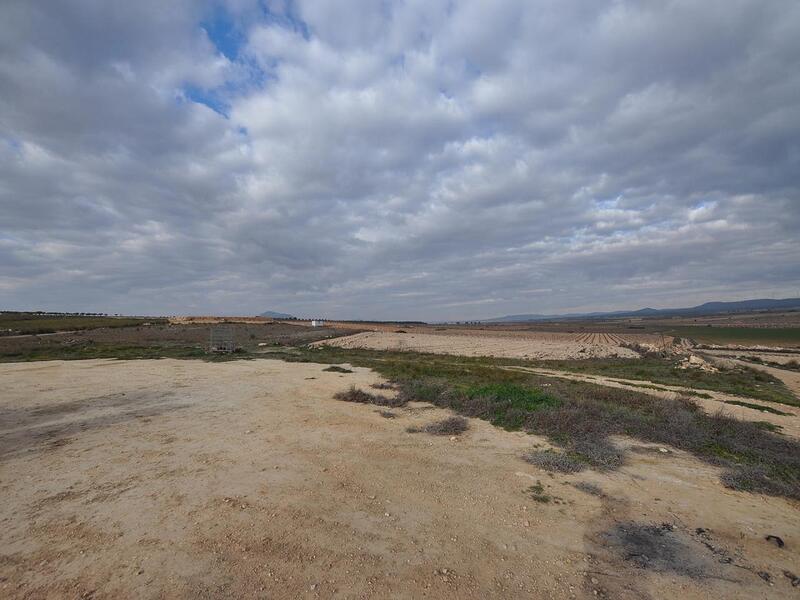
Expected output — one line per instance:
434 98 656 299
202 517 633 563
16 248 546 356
658 448 668 453
591 577 598 585
765 534 785 548
783 570 800 587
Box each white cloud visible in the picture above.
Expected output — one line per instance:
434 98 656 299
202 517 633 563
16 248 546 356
0 0 798 319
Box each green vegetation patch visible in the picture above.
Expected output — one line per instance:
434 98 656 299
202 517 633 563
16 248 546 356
463 383 559 428
536 357 798 406
666 326 800 347
0 313 165 335
0 344 233 362
526 482 552 503
723 400 792 416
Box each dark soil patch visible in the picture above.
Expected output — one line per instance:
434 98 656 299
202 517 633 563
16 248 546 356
601 522 713 579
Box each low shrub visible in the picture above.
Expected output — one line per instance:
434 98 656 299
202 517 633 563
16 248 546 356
333 386 406 408
407 416 469 436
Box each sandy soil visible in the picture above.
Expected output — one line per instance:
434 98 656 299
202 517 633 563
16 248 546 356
2 359 799 599
312 331 643 360
701 350 800 365
0 360 800 598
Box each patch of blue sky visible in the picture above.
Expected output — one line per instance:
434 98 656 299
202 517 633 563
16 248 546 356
261 0 310 40
182 84 230 116
202 4 245 60
593 197 620 209
3 136 23 154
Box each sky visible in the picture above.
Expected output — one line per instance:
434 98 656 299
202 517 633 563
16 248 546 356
1 0 799 321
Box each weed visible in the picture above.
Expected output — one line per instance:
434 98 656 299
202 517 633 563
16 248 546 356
754 421 783 433
573 481 604 497
371 382 396 390
523 449 586 473
723 400 791 416
333 386 406 408
462 383 559 429
407 416 469 436
323 365 353 373
526 482 551 503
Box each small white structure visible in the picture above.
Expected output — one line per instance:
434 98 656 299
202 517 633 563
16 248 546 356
311 319 325 327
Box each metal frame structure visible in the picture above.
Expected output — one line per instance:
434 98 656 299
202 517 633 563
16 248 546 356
209 325 237 353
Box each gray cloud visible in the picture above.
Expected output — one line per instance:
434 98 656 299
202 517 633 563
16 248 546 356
1 0 799 319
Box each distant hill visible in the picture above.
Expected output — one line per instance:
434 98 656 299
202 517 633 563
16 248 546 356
259 310 295 319
485 298 800 323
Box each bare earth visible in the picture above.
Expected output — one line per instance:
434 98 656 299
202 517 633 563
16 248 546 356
312 331 645 360
2 359 798 599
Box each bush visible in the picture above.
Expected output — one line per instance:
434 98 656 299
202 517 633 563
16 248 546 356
523 449 587 473
333 386 406 408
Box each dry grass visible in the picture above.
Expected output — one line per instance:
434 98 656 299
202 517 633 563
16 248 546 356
523 449 586 473
370 382 396 390
333 386 406 408
407 416 469 436
323 365 353 373
572 481 604 497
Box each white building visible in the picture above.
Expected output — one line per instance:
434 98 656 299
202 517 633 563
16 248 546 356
311 319 325 327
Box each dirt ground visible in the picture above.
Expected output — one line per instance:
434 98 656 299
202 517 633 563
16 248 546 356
2 359 798 599
0 322 356 357
311 331 646 360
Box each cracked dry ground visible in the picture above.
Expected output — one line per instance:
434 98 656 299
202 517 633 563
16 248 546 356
1 359 798 599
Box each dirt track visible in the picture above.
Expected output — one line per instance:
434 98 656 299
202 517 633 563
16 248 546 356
2 359 798 599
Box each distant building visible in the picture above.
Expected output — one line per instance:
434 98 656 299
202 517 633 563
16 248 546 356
311 319 325 327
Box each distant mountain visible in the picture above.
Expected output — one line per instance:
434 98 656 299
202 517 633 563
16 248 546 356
259 310 295 319
484 298 800 323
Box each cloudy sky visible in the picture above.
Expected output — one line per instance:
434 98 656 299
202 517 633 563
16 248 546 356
1 1 799 320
